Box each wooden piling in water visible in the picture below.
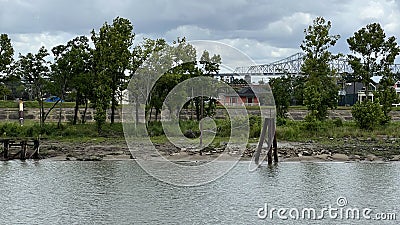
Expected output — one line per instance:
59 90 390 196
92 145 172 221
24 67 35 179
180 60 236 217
273 133 278 163
20 141 27 160
31 139 40 159
255 117 278 166
3 139 9 159
267 145 273 164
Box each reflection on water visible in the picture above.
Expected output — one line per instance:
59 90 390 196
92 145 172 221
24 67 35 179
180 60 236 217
0 160 399 224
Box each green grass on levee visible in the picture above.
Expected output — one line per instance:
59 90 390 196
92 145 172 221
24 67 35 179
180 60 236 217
1 115 399 144
0 121 124 142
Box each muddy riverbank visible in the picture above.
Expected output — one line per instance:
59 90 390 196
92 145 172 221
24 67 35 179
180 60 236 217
37 138 400 162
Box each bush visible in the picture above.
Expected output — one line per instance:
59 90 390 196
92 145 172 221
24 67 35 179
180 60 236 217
276 123 300 141
332 118 343 127
351 100 384 130
249 121 261 138
276 116 287 126
216 118 231 137
147 121 164 136
249 115 261 137
303 114 323 131
179 120 199 134
0 123 22 137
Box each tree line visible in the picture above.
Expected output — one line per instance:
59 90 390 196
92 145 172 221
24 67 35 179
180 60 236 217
0 17 221 133
270 17 400 130
1 16 398 133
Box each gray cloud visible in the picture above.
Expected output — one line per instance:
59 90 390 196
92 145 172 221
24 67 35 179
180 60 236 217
1 0 400 63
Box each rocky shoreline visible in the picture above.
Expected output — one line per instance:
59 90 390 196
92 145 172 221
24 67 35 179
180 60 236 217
35 138 400 163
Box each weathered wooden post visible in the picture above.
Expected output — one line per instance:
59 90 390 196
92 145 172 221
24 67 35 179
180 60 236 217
3 139 9 159
20 140 27 160
267 144 273 164
273 133 278 162
249 84 277 168
32 139 40 159
254 118 268 165
254 117 276 165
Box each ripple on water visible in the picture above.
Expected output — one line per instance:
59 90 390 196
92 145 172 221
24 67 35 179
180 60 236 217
0 160 399 224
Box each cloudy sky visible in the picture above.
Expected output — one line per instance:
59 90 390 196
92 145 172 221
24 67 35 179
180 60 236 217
1 0 400 66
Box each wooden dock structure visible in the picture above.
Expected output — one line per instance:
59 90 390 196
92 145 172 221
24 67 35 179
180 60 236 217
0 138 40 160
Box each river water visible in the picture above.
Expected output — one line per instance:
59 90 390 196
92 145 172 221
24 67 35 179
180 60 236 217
0 160 399 224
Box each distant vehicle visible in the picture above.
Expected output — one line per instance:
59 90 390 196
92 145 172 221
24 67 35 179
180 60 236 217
44 96 64 103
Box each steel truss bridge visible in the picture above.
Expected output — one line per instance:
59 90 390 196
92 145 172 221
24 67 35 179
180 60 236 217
232 52 400 76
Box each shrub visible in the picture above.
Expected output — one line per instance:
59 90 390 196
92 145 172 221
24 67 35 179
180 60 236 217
276 125 300 141
216 118 231 137
179 120 199 134
303 113 323 131
332 118 343 127
276 116 287 126
0 123 21 137
248 115 261 138
147 121 164 136
351 100 384 130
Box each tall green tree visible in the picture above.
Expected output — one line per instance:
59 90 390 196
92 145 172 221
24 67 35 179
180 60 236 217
130 38 168 125
131 38 167 74
301 17 340 120
0 34 14 74
52 36 92 126
198 50 221 118
91 16 134 124
16 46 50 126
292 75 307 105
3 73 26 100
0 85 10 99
93 81 111 134
0 34 14 99
375 73 399 123
51 43 71 127
269 75 292 118
347 23 400 124
347 23 397 98
146 38 198 121
199 50 221 75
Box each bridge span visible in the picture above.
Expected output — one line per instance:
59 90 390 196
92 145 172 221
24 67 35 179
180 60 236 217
232 52 400 76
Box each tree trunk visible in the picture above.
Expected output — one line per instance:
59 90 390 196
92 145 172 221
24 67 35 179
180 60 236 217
40 99 44 127
149 107 153 122
57 93 64 128
135 96 139 125
201 96 204 120
38 100 42 127
111 88 117 124
43 99 60 123
190 98 193 120
195 97 200 121
81 98 88 124
155 108 159 122
207 98 215 116
73 91 80 125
